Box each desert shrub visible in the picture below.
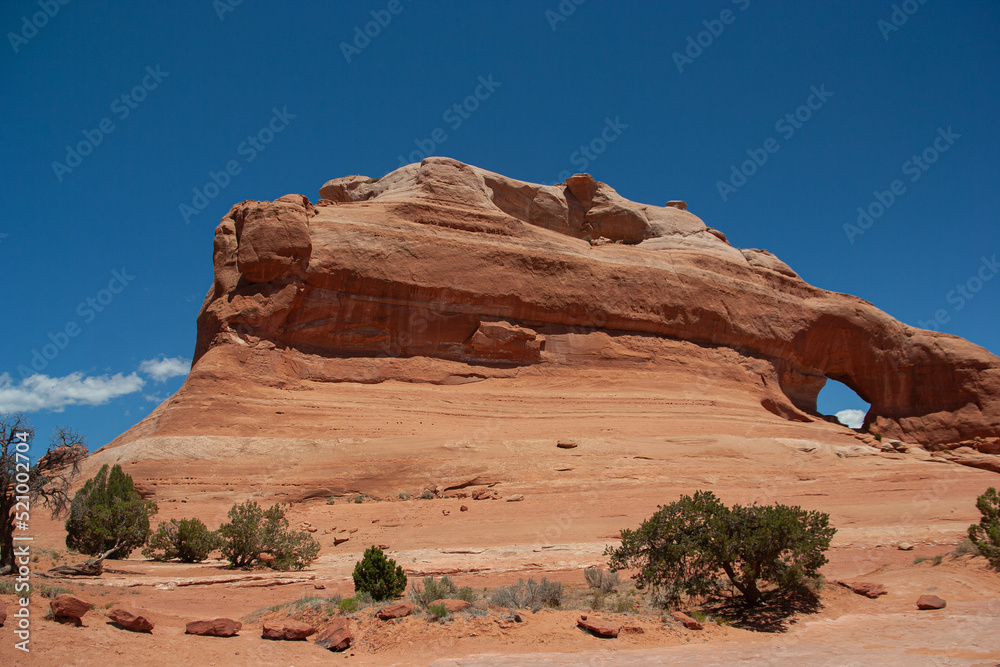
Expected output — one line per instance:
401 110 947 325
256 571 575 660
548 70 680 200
408 575 475 607
142 518 219 563
353 546 407 601
410 575 455 606
419 489 435 500
427 602 450 620
217 501 320 570
612 593 636 613
914 555 943 566
951 538 981 558
606 490 835 606
584 568 619 593
968 487 1000 569
489 578 563 611
64 464 157 558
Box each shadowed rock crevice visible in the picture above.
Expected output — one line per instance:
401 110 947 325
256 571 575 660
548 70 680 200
191 157 999 445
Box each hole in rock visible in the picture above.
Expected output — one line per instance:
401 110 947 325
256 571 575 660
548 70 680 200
816 378 870 430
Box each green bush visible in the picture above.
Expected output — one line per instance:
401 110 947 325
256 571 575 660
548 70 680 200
427 602 450 620
216 501 320 570
968 487 1000 569
142 518 219 563
64 464 157 558
606 490 835 606
408 575 475 607
489 578 562 611
352 546 407 601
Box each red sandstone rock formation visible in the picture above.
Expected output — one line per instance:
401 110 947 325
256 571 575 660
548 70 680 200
186 157 997 445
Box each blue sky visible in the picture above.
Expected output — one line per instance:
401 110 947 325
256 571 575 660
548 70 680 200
2 0 997 454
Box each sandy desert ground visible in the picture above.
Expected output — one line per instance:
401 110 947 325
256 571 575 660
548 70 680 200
4 369 999 666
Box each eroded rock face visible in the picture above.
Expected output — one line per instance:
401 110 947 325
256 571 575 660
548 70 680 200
188 157 998 445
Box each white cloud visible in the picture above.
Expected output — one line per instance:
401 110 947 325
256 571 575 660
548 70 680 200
0 372 145 413
138 356 190 383
835 409 866 429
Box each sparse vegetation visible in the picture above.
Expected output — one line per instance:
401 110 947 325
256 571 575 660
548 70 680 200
489 577 563 611
337 592 374 614
352 545 407 601
874 433 883 442
65 463 157 559
914 555 944 566
584 567 619 593
427 602 450 620
216 500 320 570
398 492 412 500
951 538 981 558
419 489 435 500
409 575 475 607
968 487 1000 569
606 490 835 606
142 517 220 562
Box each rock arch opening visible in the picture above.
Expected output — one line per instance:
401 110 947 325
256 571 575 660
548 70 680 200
817 377 871 430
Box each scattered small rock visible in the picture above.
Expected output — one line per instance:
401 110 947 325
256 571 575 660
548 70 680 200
377 603 415 620
577 615 620 638
258 553 276 563
50 595 92 625
513 613 525 623
333 534 350 545
460 505 469 512
916 594 946 610
665 200 687 210
556 440 578 449
107 608 154 633
506 494 524 502
837 580 888 598
315 618 352 651
442 509 450 516
622 625 644 634
671 611 703 630
314 584 325 590
377 544 390 550
262 620 316 640
185 618 242 637
898 542 914 551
